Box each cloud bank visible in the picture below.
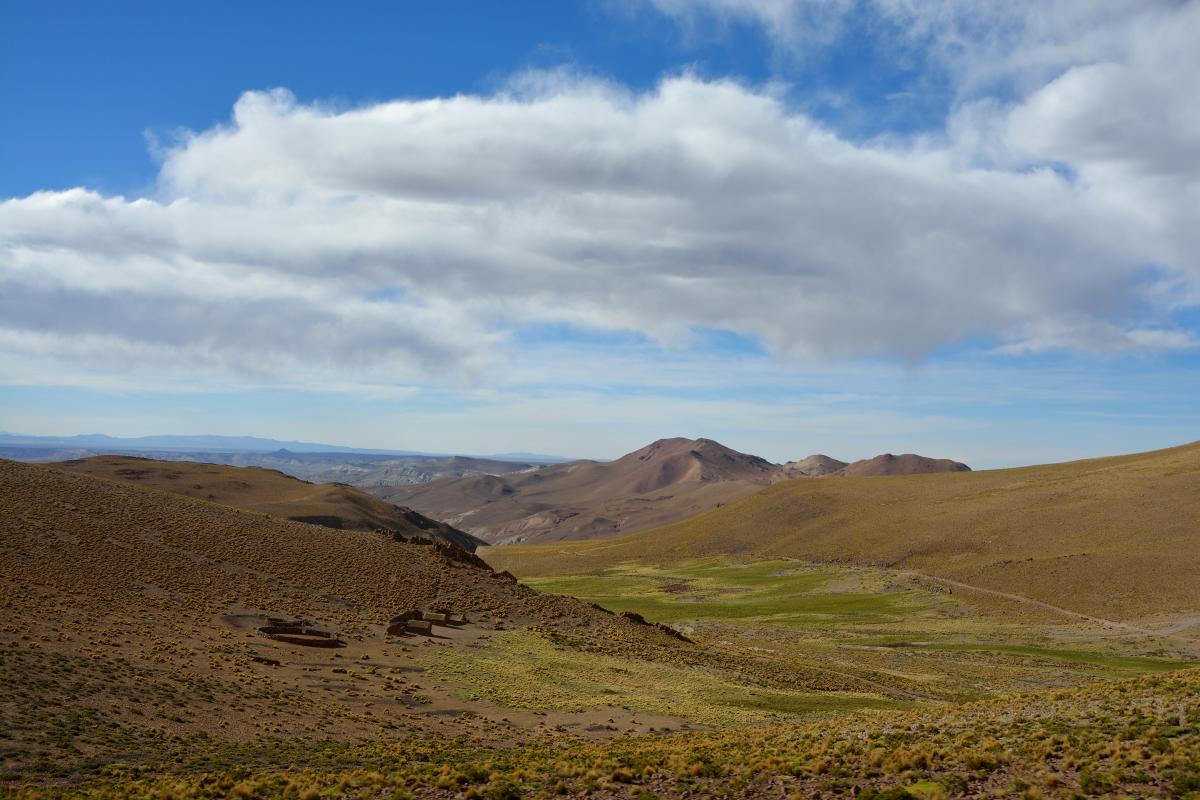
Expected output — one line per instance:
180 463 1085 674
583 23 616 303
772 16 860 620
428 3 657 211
2 1 1198 389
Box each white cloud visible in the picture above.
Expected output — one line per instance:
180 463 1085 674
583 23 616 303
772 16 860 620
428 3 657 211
1 3 1198 392
1002 3 1200 270
632 0 857 52
636 1 1172 92
992 320 1200 356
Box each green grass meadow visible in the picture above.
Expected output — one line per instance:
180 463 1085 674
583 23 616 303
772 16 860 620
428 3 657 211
523 559 943 627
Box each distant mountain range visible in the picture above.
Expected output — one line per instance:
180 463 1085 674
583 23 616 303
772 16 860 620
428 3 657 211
0 432 570 463
1 432 970 547
0 433 570 487
381 437 970 545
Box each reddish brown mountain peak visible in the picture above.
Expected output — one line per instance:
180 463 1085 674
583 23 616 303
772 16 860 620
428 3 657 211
383 436 783 545
632 437 698 459
838 453 971 477
381 437 971 545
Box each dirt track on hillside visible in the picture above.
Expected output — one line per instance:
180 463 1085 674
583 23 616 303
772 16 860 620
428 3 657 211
911 572 1200 654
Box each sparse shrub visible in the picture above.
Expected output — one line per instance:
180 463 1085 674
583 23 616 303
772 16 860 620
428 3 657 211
484 777 523 796
941 772 969 795
965 751 1006 772
610 767 635 783
1079 768 1112 795
1042 771 1066 788
908 781 947 800
1174 772 1200 798
860 787 916 800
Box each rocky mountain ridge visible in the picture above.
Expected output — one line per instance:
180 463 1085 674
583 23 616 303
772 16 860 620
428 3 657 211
381 437 970 545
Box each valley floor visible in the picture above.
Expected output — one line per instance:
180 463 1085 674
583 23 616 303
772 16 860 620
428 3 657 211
4 553 1198 799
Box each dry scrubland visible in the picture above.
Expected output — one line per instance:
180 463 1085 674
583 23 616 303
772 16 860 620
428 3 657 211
51 456 482 551
5 665 1200 799
3 452 1200 799
486 441 1200 624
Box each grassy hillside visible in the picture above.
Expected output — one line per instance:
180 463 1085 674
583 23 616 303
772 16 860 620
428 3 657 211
6 458 993 789
485 441 1200 623
11 638 1200 798
4 458 1198 799
52 455 484 551
0 458 695 781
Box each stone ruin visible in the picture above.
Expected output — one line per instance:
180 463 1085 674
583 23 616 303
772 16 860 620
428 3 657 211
258 618 346 648
430 608 467 625
386 610 424 636
386 608 468 637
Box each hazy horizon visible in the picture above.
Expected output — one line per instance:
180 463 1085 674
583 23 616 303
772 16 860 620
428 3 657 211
5 426 1195 471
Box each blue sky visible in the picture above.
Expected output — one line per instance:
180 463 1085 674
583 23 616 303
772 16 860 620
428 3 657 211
3 2 673 195
2 0 1199 465
1 1 949 197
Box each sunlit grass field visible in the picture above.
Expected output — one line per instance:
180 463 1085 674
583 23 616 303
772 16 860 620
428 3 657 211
420 556 1193 735
523 559 940 626
429 628 904 728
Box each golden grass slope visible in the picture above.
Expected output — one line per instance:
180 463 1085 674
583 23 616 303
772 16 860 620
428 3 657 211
485 441 1200 623
11 665 1200 799
0 458 694 779
0 458 653 643
51 455 484 550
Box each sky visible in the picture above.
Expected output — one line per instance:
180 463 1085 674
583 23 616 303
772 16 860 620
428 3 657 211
2 0 1199 466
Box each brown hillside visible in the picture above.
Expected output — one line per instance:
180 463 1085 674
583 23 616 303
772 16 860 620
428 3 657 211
485 441 1200 622
378 437 780 544
837 452 970 477
779 454 848 478
0 458 640 632
0 459 686 759
5 457 1198 799
52 455 484 551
